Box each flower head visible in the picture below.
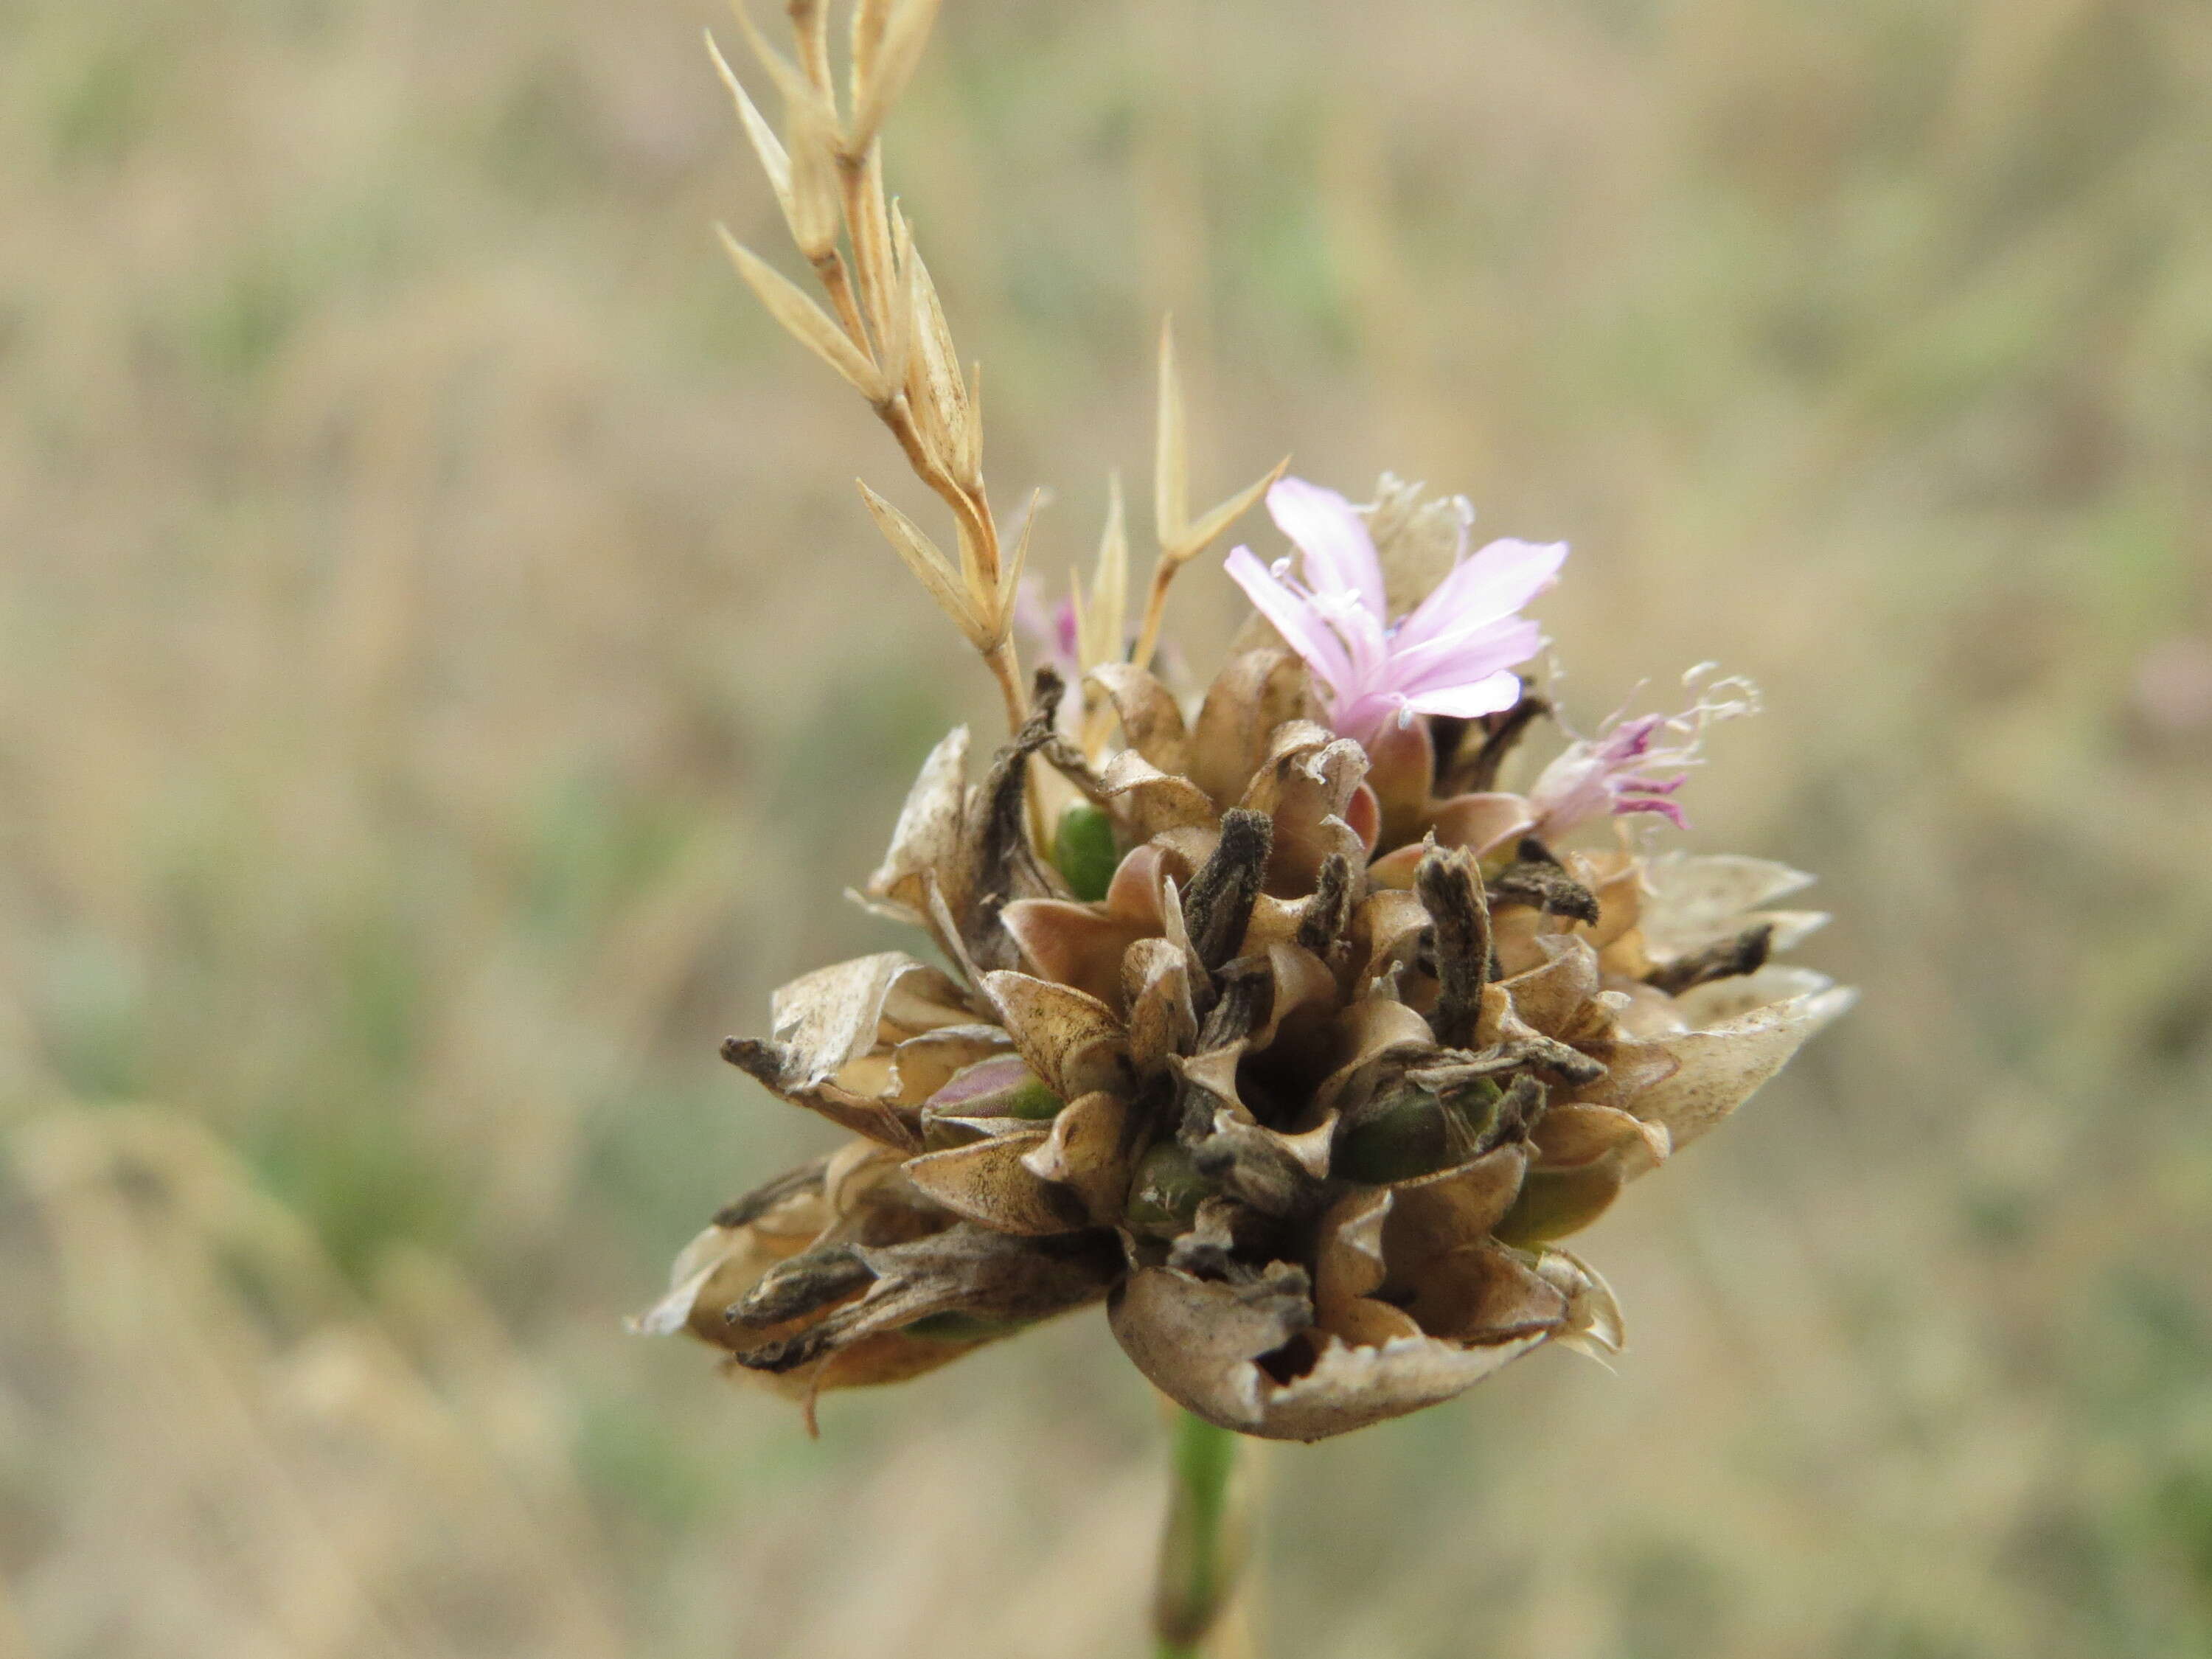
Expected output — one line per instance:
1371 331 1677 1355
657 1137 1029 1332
1225 477 1564 743
641 593 1848 1440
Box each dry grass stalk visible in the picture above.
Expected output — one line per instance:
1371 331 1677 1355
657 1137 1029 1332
1133 321 1287 673
712 7 1284 731
709 0 1023 729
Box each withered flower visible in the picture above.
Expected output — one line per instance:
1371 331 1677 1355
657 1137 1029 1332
642 470 1850 1439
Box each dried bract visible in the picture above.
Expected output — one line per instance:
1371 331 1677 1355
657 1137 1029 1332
644 476 1851 1437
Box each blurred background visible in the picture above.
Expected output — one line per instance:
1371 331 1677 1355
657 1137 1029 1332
3 0 2210 1654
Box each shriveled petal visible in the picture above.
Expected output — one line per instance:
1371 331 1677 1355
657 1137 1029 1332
737 1225 1122 1393
630 1165 833 1342
635 1144 950 1385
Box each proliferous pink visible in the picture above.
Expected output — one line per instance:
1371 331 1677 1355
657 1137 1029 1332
1225 477 1564 744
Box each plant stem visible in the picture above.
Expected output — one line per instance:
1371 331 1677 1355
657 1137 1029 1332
1152 1409 1242 1658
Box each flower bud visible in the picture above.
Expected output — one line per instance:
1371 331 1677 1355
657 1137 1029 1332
1125 1141 1214 1239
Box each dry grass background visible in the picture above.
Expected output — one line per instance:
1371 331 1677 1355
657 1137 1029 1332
2 0 2210 1654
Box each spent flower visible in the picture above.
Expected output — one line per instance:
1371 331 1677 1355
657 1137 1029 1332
1526 667 1763 840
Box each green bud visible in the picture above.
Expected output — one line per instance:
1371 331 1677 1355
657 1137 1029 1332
1001 1075 1067 1119
1124 1142 1214 1239
905 1310 1032 1341
1054 804 1119 902
1335 1077 1504 1184
922 1054 1065 1127
1492 1165 1618 1246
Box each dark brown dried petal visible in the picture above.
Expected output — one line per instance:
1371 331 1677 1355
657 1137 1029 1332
737 1224 1121 1378
1416 843 1492 1050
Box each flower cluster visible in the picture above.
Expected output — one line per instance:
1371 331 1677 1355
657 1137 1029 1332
638 473 1850 1440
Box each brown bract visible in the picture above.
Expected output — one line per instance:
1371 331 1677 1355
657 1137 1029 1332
643 566 1850 1441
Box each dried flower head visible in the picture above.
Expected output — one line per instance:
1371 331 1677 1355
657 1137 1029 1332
640 1 1851 1442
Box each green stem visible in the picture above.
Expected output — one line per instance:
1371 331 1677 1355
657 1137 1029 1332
1152 1409 1243 1658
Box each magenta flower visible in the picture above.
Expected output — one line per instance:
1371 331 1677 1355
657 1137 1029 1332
1526 714 1691 835
1012 576 1081 675
1524 669 1762 840
1225 476 1564 743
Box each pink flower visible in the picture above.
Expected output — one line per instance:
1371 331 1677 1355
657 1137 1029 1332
1225 477 1563 743
1526 669 1761 840
1013 577 1080 674
1526 714 1691 835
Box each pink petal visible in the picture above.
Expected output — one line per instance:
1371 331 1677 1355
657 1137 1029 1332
1388 616 1545 695
1266 477 1386 619
1394 539 1567 652
1225 545 1354 692
1402 669 1526 720
1615 796 1690 830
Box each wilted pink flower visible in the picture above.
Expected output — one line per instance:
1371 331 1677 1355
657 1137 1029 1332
1013 577 1080 675
1526 669 1761 840
1225 477 1563 744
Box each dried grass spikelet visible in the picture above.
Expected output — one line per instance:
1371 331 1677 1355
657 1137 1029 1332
709 0 1027 726
640 485 1852 1435
704 6 1275 741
